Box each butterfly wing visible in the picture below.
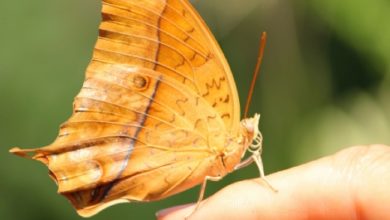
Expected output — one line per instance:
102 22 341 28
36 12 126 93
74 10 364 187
98 0 241 130
10 0 241 217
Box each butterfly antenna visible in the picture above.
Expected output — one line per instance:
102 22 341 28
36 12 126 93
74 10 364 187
244 32 267 118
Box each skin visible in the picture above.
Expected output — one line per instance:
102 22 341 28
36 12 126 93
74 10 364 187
156 144 390 220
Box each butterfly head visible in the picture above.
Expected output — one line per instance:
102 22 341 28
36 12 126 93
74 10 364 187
240 113 261 144
240 113 263 156
222 114 262 172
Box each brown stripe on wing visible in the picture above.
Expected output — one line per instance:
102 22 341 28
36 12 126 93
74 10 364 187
90 75 162 203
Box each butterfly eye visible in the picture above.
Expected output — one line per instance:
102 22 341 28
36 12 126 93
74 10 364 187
132 74 149 90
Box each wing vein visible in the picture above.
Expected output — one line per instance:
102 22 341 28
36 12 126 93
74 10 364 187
93 47 195 84
102 1 209 55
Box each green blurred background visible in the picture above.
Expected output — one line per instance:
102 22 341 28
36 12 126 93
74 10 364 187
1 0 390 219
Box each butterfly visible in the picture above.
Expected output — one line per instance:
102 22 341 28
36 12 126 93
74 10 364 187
10 0 272 217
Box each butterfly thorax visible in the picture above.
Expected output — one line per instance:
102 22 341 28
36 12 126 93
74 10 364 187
221 114 261 172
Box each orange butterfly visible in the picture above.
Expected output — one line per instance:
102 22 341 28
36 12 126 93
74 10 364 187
10 0 272 217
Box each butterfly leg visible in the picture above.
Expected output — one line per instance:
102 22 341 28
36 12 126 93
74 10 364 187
234 155 254 170
252 153 278 192
185 175 223 219
235 153 277 192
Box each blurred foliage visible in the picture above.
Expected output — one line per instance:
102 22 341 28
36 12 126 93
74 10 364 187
1 0 389 219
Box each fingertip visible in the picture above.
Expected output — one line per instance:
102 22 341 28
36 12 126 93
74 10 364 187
157 145 390 220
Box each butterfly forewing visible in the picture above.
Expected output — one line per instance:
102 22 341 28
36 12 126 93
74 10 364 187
99 0 240 130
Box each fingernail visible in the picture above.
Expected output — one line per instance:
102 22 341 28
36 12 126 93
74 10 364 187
156 204 193 219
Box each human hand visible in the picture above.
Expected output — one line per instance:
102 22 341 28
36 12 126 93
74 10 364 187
156 145 390 220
